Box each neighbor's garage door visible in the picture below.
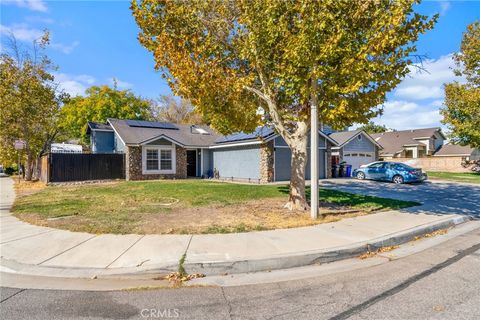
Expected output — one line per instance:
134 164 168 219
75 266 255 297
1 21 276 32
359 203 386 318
343 152 375 170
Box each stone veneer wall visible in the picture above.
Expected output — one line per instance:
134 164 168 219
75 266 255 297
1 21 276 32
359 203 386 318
259 141 274 183
125 145 187 181
326 142 333 178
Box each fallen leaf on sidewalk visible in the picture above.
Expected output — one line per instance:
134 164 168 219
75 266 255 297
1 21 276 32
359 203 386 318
156 272 205 283
358 245 399 259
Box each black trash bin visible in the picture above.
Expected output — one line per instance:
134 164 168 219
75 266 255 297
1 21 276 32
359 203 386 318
339 164 345 177
331 165 338 178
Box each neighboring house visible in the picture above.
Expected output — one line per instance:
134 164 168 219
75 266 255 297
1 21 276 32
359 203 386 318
87 119 337 182
434 143 480 161
328 130 383 170
87 121 115 153
50 143 82 153
371 127 446 159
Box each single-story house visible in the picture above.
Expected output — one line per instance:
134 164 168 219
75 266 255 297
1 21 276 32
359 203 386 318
87 119 337 182
434 143 480 161
328 130 382 170
371 127 446 159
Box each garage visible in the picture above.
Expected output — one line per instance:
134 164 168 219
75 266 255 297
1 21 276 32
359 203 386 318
329 130 382 172
342 152 375 170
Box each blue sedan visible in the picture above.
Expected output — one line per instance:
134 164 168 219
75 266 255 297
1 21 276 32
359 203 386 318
352 162 427 184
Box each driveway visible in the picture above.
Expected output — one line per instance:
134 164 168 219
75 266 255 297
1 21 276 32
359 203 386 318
321 178 479 217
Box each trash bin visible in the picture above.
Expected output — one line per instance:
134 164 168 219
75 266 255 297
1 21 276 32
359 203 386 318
338 164 345 177
331 165 338 178
345 164 352 177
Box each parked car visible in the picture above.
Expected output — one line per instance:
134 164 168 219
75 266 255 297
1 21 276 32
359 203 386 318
353 162 427 184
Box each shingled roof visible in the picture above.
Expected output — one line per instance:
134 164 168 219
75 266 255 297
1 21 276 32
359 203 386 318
371 127 445 156
434 144 474 156
108 118 221 147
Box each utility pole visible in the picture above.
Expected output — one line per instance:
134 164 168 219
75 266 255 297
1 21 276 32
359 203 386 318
310 78 319 219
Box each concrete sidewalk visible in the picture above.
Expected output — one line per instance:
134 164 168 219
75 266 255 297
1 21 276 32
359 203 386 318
0 177 470 278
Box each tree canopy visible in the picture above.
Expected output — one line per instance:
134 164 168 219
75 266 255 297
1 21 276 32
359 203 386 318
132 0 436 210
358 121 390 134
150 95 204 124
0 32 64 180
441 21 480 148
60 83 152 144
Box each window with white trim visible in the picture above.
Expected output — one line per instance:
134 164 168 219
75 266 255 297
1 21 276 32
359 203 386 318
142 145 175 174
146 149 159 170
160 149 172 170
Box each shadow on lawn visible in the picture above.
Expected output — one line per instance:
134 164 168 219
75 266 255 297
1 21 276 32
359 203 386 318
275 184 421 211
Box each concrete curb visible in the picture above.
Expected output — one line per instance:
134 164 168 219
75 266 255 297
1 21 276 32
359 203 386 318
2 215 469 279
183 215 471 276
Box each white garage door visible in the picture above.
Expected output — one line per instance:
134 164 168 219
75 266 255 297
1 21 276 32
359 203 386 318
343 152 375 170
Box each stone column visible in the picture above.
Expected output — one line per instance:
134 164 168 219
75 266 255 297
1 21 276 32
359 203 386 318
260 141 274 183
175 145 187 179
326 142 333 178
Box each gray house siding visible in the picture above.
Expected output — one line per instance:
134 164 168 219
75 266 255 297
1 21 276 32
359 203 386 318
212 145 261 179
274 134 326 148
274 148 326 181
201 149 213 177
92 131 114 153
146 138 172 146
114 133 125 153
343 135 375 152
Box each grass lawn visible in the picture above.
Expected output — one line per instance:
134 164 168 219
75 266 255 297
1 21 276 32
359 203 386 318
427 171 480 184
13 180 420 234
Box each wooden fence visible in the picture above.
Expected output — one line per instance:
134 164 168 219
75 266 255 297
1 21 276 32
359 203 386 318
39 153 125 183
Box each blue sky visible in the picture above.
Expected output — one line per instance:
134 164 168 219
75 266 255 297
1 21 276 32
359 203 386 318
1 0 479 131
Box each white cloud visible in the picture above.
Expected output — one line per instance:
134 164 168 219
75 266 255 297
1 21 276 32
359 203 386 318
0 23 80 54
370 100 443 130
109 77 133 89
54 73 96 96
439 1 451 16
2 0 47 12
0 23 43 42
393 54 463 101
50 41 79 54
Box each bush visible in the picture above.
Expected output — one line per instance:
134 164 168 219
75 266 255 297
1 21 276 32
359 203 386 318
4 165 18 175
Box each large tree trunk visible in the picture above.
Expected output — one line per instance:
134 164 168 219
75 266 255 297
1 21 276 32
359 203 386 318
284 122 309 211
24 150 33 181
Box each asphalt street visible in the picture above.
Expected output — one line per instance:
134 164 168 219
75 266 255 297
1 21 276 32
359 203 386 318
1 226 479 320
320 179 480 217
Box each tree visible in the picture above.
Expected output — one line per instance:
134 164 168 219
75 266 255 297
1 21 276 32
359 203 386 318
60 82 152 144
150 95 204 124
0 32 64 181
441 21 480 148
359 121 390 134
132 0 436 210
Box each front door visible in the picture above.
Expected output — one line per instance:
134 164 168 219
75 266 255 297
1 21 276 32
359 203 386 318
186 150 197 177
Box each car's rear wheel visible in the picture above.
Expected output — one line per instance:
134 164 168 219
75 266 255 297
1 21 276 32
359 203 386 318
393 175 404 184
356 172 366 180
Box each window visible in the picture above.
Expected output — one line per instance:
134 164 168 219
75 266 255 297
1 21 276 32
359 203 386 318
357 135 362 141
146 149 159 171
160 150 172 170
143 146 175 174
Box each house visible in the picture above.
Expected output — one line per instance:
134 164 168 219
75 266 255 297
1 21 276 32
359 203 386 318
434 143 480 161
371 127 446 159
328 130 383 170
50 143 82 153
87 121 115 153
87 119 337 182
